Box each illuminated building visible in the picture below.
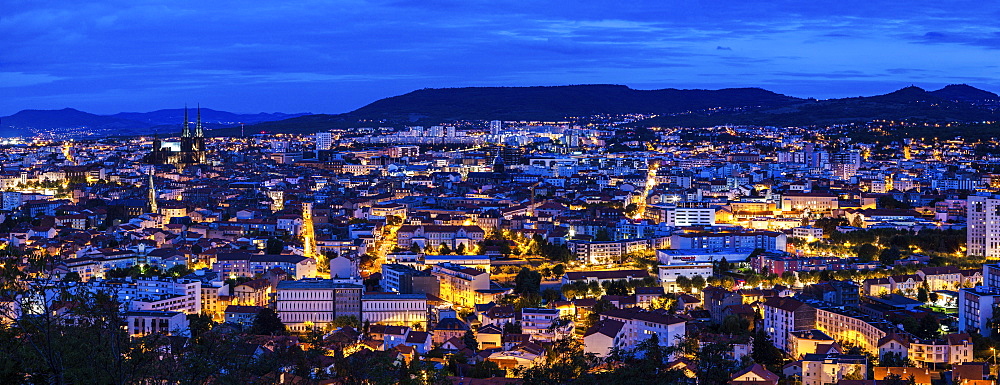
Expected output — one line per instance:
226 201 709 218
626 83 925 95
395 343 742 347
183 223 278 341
276 279 363 332
967 194 1000 258
361 293 428 329
146 105 207 168
430 263 489 308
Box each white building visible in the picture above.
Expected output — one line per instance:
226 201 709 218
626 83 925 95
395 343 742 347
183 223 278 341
361 293 428 329
670 231 787 251
663 206 716 227
792 226 824 239
128 277 202 314
125 310 190 336
422 255 491 273
656 248 753 265
658 262 713 293
967 194 1000 258
762 297 815 351
583 308 685 357
958 264 1000 337
800 353 867 385
276 279 363 332
489 120 502 135
521 308 572 342
315 132 333 151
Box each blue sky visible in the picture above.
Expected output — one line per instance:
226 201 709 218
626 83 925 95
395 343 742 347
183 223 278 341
2 0 999 115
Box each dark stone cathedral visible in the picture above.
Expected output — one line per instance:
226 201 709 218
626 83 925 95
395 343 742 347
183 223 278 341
146 106 207 167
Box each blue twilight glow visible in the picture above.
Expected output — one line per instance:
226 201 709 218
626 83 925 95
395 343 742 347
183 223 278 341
2 0 999 115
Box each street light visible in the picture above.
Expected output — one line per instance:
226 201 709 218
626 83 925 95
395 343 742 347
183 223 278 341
992 347 997 376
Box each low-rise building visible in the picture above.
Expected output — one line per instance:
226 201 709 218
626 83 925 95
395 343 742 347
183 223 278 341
583 308 685 357
125 310 189 336
275 279 363 332
361 293 428 329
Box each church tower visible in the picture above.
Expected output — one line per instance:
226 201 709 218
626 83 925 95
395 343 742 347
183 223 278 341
195 104 204 138
148 171 158 214
493 154 506 174
181 106 191 138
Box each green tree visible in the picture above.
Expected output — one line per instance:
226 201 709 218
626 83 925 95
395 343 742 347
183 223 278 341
856 244 879 262
751 328 785 373
439 243 452 255
916 315 940 339
881 373 917 385
520 338 596 384
541 244 572 262
503 321 522 335
720 315 751 335
878 196 910 209
469 360 505 378
62 271 82 282
552 263 565 277
331 315 362 330
166 264 194 277
584 299 617 330
462 329 478 352
541 288 562 304
690 275 706 292
917 287 929 303
455 243 467 255
879 352 913 367
514 268 542 295
675 276 692 292
594 228 612 242
250 308 288 335
716 257 731 274
187 313 217 337
879 247 903 265
265 237 284 254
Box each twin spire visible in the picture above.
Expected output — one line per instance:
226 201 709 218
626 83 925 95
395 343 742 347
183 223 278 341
181 104 204 138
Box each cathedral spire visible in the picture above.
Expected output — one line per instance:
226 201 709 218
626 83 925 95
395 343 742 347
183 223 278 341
195 103 203 138
148 170 158 214
181 104 191 138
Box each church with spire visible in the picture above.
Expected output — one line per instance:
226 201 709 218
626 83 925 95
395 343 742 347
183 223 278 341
146 105 207 167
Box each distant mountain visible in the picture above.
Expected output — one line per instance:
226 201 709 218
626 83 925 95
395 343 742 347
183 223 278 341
231 84 999 135
7 84 998 138
0 108 308 138
111 109 308 126
348 85 801 121
0 108 153 137
635 85 999 128
929 84 1000 103
224 85 804 135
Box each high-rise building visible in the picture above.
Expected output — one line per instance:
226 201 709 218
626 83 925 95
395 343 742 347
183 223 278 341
489 120 502 135
967 193 1000 258
958 264 1000 337
831 151 862 180
315 132 333 151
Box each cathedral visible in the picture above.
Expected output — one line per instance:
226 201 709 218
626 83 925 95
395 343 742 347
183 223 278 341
146 106 207 167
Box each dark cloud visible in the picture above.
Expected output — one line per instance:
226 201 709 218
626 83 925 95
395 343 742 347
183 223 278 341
914 30 1000 49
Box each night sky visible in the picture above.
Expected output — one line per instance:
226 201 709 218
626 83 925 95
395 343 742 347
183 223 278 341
3 0 999 115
